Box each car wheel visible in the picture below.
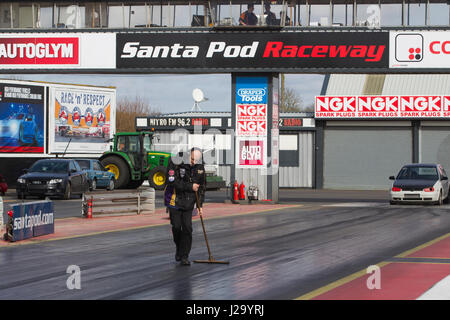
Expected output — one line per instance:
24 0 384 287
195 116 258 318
63 183 71 200
437 190 443 206
389 200 396 205
107 179 115 191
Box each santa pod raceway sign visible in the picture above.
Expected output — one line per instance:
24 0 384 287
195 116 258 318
117 31 388 71
10 200 54 242
315 95 450 119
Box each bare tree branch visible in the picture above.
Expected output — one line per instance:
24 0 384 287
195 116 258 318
116 96 161 132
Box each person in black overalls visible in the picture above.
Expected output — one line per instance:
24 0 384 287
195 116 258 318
166 148 206 266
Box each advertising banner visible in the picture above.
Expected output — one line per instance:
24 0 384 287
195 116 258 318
315 95 450 119
10 200 54 242
117 31 389 72
0 82 45 153
236 137 267 168
390 31 450 69
49 86 115 154
235 76 268 168
0 33 115 70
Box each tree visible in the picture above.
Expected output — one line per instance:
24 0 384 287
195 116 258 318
280 74 303 113
116 96 160 132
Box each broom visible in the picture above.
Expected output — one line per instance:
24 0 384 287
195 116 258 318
193 191 230 265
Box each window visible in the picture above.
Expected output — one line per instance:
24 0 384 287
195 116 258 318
93 161 102 171
397 167 438 180
77 160 90 170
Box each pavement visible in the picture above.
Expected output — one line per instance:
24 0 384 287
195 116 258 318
0 202 300 247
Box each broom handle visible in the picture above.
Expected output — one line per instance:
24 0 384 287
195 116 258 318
195 190 213 260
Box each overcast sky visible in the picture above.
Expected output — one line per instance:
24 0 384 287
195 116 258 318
1 73 324 114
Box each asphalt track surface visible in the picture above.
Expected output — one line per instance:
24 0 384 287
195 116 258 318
1 189 450 300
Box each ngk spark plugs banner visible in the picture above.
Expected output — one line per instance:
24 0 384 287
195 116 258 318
49 86 115 154
0 82 45 153
315 95 450 119
235 76 268 168
0 33 115 69
390 31 450 69
11 201 54 242
117 31 388 71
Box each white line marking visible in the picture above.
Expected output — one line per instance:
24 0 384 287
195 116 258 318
417 275 450 300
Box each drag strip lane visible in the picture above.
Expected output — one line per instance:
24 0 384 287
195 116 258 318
0 203 449 300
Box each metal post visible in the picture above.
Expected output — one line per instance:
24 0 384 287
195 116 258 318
306 0 310 26
402 0 405 27
425 0 430 26
353 0 356 26
330 0 333 25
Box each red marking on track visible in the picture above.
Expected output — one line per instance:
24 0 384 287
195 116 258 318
406 236 450 259
312 263 450 300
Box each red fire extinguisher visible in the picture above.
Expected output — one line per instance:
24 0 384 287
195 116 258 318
87 196 93 219
233 180 239 201
239 182 245 200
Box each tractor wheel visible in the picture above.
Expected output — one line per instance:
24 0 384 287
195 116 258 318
149 166 167 190
101 156 130 189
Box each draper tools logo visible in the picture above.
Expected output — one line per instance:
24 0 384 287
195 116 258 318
395 34 423 62
237 88 267 103
0 37 79 65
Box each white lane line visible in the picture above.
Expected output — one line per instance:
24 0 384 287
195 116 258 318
323 202 384 207
417 275 450 300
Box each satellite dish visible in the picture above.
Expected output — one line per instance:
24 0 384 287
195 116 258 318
192 88 205 103
191 88 208 111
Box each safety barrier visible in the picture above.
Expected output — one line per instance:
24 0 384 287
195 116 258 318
81 187 155 218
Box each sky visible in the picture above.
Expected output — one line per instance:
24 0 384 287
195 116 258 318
0 74 325 114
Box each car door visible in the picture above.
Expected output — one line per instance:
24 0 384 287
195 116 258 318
439 166 449 198
69 160 82 193
93 160 106 187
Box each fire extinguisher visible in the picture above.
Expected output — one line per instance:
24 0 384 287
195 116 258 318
233 180 239 201
239 182 245 200
87 196 93 219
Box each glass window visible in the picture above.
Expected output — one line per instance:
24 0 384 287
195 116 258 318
0 3 12 28
129 5 148 28
381 4 402 27
397 167 438 180
429 3 449 26
36 4 53 29
407 3 426 26
93 161 102 171
309 4 330 27
108 4 125 28
77 160 90 170
30 161 68 173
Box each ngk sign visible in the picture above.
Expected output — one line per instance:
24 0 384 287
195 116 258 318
236 104 267 136
316 95 450 118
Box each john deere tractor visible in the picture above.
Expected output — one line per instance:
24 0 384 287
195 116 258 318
100 132 171 190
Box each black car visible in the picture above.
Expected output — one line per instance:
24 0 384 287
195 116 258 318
16 159 89 200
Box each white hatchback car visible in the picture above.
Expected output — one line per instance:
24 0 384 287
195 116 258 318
389 164 449 205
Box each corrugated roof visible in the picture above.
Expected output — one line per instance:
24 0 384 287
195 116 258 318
325 74 450 96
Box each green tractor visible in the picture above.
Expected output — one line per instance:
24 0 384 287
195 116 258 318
100 131 171 190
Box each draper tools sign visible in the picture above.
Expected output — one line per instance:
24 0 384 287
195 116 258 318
236 77 268 168
315 95 450 119
116 32 388 71
11 201 54 242
0 82 45 153
49 86 114 153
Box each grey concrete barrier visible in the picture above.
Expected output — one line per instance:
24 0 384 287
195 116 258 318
82 187 155 217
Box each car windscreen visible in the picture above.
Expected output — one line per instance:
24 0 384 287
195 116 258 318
76 160 90 170
29 161 68 173
396 167 439 180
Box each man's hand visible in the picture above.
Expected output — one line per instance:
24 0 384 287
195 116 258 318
193 183 200 192
198 207 203 216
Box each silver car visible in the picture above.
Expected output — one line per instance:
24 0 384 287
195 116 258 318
389 164 449 205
